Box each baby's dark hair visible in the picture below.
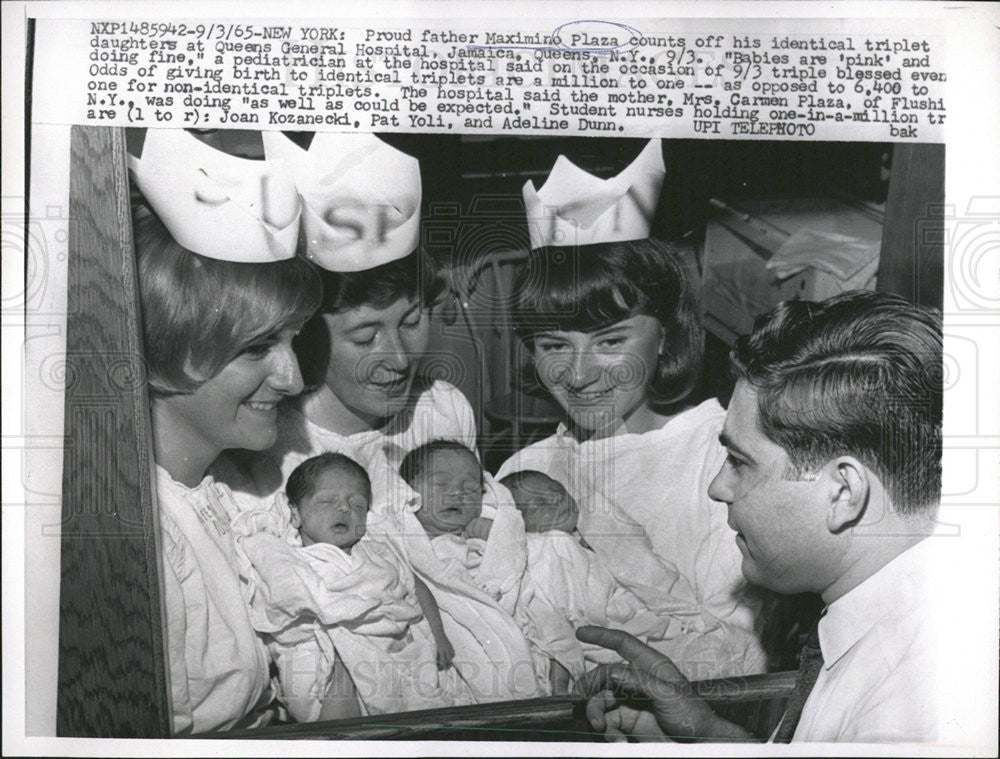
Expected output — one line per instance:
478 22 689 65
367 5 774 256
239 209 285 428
399 439 481 487
286 452 371 508
499 470 559 495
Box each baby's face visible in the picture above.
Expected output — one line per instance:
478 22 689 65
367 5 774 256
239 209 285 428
511 474 579 533
412 449 483 537
296 466 370 551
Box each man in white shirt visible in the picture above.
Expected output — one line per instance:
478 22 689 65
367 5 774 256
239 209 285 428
578 290 944 743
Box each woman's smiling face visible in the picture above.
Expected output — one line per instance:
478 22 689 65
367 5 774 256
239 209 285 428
157 323 305 461
531 314 665 438
320 296 430 431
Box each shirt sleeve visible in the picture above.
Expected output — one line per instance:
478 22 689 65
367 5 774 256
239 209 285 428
159 516 195 735
407 380 479 450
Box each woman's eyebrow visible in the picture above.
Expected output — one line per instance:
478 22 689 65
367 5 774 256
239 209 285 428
591 323 630 337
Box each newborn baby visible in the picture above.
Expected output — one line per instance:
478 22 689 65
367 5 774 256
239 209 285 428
288 451 371 550
400 440 486 539
499 469 693 693
500 469 591 691
288 452 455 667
232 452 467 720
396 440 545 698
500 469 585 540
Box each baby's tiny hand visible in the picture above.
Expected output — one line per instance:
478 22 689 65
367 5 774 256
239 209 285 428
435 635 455 670
463 517 493 541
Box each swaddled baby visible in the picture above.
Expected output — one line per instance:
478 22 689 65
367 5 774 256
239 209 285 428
500 470 593 692
232 452 470 721
500 469 698 693
400 440 486 542
395 440 545 698
399 440 528 603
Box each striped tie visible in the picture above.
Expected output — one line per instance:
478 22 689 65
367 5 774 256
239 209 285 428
773 623 824 743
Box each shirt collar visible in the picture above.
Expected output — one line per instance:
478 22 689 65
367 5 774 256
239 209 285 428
818 538 933 668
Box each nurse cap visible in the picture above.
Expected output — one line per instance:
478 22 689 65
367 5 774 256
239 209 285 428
263 132 421 273
522 138 665 250
127 129 301 262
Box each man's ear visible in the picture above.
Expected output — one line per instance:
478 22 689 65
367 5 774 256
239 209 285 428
288 504 302 530
825 456 870 533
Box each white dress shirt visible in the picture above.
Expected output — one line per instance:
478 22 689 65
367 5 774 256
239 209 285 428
793 537 939 742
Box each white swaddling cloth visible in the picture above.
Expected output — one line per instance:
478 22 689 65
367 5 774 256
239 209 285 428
575 492 708 620
368 454 542 701
231 510 470 720
516 530 711 684
427 502 528 614
497 400 768 680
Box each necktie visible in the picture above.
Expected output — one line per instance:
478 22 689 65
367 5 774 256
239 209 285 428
773 622 824 742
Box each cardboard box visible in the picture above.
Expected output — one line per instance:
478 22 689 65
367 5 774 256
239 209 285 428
701 197 883 343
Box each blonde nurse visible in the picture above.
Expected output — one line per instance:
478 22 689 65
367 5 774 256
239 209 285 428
128 128 321 733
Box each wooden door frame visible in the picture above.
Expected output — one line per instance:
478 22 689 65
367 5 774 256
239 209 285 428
57 125 170 738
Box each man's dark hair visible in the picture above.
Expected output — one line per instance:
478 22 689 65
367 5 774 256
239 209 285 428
286 452 371 508
731 290 942 514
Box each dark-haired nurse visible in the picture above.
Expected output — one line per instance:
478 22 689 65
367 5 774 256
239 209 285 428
212 133 540 710
215 133 483 506
498 141 766 682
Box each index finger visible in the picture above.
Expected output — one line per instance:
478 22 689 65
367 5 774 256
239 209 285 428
576 626 673 673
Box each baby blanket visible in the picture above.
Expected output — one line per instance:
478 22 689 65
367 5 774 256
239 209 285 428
231 510 469 719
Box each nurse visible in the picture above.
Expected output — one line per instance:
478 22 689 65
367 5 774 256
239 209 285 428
215 132 480 501
129 128 321 733
213 132 541 704
497 140 766 680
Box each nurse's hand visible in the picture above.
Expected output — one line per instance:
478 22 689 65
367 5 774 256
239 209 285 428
582 691 668 742
575 626 752 743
